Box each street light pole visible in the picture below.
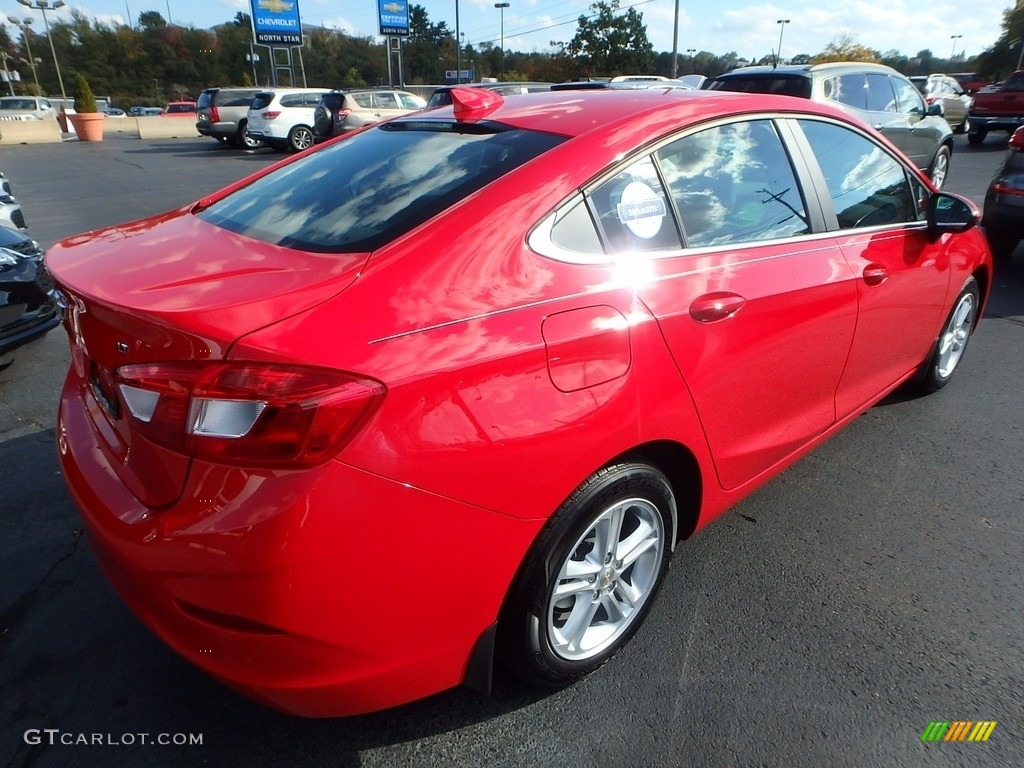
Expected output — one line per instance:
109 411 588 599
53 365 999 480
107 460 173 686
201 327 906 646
455 0 461 84
494 2 509 80
8 18 41 93
0 54 15 96
16 0 67 105
950 34 962 61
775 19 790 68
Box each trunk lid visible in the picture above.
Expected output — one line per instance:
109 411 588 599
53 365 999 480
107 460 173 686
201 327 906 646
48 209 368 507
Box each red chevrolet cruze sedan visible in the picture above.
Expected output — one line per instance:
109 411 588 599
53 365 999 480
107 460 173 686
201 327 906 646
49 88 992 717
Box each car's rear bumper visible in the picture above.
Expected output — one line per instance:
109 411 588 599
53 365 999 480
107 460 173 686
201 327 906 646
57 374 541 716
968 114 1024 133
196 121 240 139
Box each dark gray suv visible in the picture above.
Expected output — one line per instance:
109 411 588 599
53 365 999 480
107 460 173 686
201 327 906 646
195 87 264 149
705 62 955 189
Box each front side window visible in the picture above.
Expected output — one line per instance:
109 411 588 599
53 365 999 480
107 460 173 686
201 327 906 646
657 120 808 247
893 77 926 116
798 119 921 229
199 122 565 253
399 93 427 110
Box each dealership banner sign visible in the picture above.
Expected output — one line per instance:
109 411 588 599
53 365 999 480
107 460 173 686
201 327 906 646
251 0 303 46
378 0 410 37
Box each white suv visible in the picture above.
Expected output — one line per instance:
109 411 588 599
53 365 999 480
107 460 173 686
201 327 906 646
245 88 329 153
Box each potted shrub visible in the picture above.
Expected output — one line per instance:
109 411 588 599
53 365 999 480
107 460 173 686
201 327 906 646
68 73 104 142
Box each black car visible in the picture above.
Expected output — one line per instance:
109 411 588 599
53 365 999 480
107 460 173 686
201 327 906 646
0 228 59 371
982 126 1024 258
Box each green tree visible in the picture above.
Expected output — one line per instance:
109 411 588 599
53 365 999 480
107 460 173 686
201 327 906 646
72 72 97 112
811 34 880 64
566 0 654 77
974 2 1024 79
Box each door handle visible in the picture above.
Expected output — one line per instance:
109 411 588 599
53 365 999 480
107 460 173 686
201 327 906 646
863 265 889 286
689 292 746 323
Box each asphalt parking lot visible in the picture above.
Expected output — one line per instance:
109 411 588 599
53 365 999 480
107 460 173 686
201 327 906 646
1 134 1022 768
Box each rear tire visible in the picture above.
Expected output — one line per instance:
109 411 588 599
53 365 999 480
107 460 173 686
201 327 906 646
967 129 986 145
287 125 315 153
498 462 675 687
914 277 979 393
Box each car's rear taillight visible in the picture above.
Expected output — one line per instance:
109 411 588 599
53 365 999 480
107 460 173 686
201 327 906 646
210 106 221 122
114 362 385 467
261 110 282 119
992 180 1024 197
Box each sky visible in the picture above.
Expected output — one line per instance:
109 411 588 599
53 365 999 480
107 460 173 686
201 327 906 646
4 0 1015 67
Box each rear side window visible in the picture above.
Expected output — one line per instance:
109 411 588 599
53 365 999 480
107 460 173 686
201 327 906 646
824 74 868 109
657 119 808 246
589 156 681 252
220 90 260 107
198 122 565 252
864 73 897 112
351 93 373 108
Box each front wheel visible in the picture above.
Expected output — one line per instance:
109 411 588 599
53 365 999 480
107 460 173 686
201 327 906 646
498 462 675 687
287 125 315 153
928 146 951 190
915 277 979 393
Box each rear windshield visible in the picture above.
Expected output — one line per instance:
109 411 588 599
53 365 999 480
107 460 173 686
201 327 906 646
251 93 275 110
706 76 811 99
197 121 565 252
197 90 216 110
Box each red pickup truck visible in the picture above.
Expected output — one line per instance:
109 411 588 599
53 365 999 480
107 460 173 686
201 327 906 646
968 70 1024 144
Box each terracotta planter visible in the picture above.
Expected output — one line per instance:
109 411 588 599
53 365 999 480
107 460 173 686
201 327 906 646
69 112 105 142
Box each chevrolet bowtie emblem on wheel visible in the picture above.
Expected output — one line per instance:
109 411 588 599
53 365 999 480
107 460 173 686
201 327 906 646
258 0 293 13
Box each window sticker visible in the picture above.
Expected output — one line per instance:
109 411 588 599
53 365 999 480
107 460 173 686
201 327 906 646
616 181 667 239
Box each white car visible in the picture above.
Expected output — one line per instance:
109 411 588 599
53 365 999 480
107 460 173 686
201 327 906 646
0 96 57 122
245 88 330 153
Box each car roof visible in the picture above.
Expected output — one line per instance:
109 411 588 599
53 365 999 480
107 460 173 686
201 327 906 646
715 62 901 79
392 88 860 140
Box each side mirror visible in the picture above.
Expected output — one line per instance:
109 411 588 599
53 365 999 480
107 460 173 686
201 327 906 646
1010 126 1024 151
927 191 980 241
926 102 944 117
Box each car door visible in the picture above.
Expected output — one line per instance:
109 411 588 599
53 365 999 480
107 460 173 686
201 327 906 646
794 118 951 415
603 119 859 491
371 91 405 121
